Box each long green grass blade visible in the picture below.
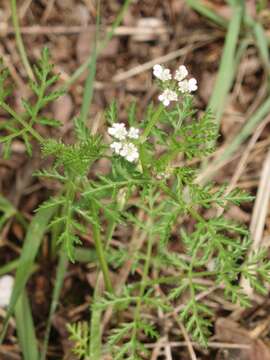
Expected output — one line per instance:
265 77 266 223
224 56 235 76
80 0 101 125
89 287 102 359
10 0 34 79
41 248 68 360
218 96 270 162
185 0 228 28
229 0 270 72
249 20 270 72
65 0 131 88
0 260 19 276
0 207 54 343
207 2 244 125
14 291 39 360
0 259 37 277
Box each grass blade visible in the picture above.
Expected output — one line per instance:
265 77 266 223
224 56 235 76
250 20 270 72
218 96 270 163
89 280 102 359
0 260 19 276
41 248 68 360
10 0 34 79
0 207 54 343
65 0 131 89
185 0 228 28
14 291 39 360
207 2 244 125
79 0 101 125
0 259 37 277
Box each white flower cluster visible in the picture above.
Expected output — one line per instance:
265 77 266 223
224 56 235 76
158 89 178 107
108 123 140 163
153 64 198 106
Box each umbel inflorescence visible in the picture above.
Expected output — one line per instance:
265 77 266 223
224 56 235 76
154 64 197 106
108 64 198 163
108 123 140 162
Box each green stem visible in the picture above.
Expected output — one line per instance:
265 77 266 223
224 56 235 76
29 77 46 127
104 190 126 247
80 0 101 125
90 202 113 293
140 104 164 143
41 247 68 360
84 180 145 196
187 205 207 224
0 102 43 143
131 272 215 288
138 104 164 172
11 0 34 80
64 0 131 89
131 222 154 353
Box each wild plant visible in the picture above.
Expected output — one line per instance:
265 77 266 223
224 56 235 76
0 50 269 359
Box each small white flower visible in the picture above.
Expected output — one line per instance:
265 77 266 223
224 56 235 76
110 141 122 154
153 64 172 81
188 78 198 92
108 122 127 140
120 142 139 162
178 78 198 93
178 80 189 93
175 65 188 82
0 275 14 308
128 127 140 139
158 89 178 106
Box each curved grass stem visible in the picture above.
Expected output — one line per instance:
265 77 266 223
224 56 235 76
11 0 34 80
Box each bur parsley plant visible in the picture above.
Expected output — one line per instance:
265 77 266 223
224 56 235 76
1 50 270 359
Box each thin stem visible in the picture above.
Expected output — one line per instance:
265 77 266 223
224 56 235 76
41 246 68 360
29 74 47 127
90 201 113 293
80 0 101 125
129 272 216 289
10 0 34 80
64 0 131 89
104 189 126 247
84 179 145 196
88 280 102 358
131 221 154 353
140 104 164 143
187 206 205 224
0 101 43 143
